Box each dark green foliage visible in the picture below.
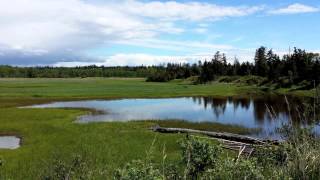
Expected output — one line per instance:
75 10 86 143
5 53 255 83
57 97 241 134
199 51 229 83
0 65 158 78
146 71 173 82
146 63 200 82
180 136 222 178
255 46 269 77
218 76 240 83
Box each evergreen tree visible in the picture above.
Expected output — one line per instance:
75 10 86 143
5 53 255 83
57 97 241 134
254 46 268 76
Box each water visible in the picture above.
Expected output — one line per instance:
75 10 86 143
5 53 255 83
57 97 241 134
0 136 20 149
27 96 314 139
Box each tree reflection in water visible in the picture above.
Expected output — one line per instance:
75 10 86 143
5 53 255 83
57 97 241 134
192 95 313 126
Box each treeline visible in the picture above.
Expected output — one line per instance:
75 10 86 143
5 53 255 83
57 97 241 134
0 65 163 78
147 47 320 86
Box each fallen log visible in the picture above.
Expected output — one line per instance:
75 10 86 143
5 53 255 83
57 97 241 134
151 125 280 145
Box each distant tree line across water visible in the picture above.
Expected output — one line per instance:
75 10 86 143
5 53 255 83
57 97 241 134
0 65 162 78
1 46 320 86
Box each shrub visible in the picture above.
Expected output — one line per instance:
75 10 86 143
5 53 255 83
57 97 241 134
276 77 293 88
146 72 174 82
180 136 222 178
218 76 239 83
185 76 200 85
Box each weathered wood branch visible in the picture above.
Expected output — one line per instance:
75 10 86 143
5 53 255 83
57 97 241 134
151 125 280 145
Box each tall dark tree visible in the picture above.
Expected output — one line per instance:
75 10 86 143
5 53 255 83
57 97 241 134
266 49 281 80
254 46 268 77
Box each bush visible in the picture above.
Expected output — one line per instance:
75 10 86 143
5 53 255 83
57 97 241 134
244 76 266 85
180 136 222 178
276 77 293 88
185 76 200 85
218 76 239 83
146 72 174 82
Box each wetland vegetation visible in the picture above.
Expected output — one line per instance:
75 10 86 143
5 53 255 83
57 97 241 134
0 77 319 179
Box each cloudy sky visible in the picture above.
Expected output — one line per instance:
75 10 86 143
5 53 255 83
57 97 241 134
0 0 319 66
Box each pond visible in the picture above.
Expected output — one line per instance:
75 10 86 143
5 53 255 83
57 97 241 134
0 136 21 149
27 96 315 139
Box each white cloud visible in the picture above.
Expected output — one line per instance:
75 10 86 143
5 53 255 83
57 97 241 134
194 28 208 34
104 54 189 66
113 38 233 53
54 53 204 67
0 0 264 66
0 0 178 52
54 48 258 67
269 3 319 14
121 1 264 21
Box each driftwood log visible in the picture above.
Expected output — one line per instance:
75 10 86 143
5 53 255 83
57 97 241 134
151 125 280 145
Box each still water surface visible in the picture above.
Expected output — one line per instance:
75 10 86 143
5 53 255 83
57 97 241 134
28 96 314 139
0 136 20 149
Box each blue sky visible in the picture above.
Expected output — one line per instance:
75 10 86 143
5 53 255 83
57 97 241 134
0 0 319 66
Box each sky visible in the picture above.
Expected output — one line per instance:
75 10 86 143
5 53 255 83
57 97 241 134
0 0 319 67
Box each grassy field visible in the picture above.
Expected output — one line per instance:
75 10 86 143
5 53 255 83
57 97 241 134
0 78 312 179
0 77 260 99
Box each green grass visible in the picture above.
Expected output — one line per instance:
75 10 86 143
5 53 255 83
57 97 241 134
0 107 183 179
0 77 312 178
0 77 259 99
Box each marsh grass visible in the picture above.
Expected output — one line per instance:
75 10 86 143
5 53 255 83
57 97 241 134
257 86 320 179
0 78 260 99
0 78 317 179
0 107 183 179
